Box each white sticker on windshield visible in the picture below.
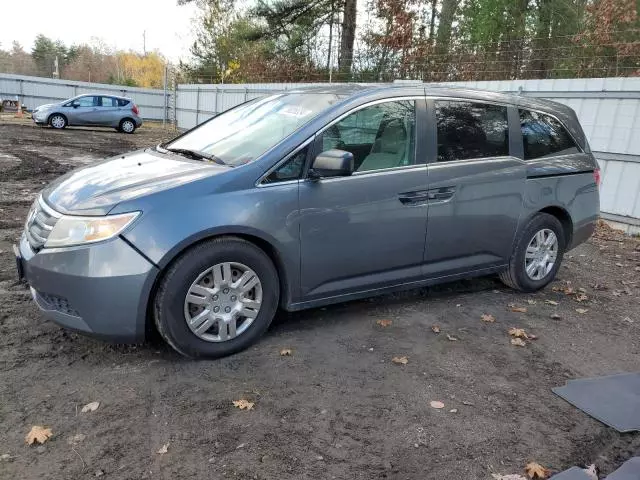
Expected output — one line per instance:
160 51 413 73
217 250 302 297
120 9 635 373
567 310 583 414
279 105 312 118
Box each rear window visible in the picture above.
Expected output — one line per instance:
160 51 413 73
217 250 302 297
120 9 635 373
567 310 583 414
519 109 580 160
436 101 509 162
117 99 130 107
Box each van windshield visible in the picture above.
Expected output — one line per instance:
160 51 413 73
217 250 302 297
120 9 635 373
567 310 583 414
165 93 343 166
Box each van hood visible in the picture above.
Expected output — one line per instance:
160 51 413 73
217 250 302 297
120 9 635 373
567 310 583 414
43 149 229 215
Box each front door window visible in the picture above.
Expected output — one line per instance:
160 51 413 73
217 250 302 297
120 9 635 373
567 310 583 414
318 100 416 172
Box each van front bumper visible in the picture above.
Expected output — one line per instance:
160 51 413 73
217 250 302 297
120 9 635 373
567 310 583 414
18 234 159 343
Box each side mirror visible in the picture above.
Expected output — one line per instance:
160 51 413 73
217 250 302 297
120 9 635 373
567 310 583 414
309 149 354 179
72 103 79 108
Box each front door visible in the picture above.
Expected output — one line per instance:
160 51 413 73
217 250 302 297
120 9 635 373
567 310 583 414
68 96 100 125
299 98 430 301
423 99 526 277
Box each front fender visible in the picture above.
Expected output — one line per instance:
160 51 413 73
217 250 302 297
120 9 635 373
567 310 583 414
121 180 301 304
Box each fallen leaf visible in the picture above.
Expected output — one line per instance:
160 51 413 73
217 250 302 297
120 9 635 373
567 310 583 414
509 304 527 313
279 348 292 356
25 426 52 445
157 443 169 454
550 313 561 320
232 399 255 410
528 334 538 340
615 262 624 267
582 464 598 480
431 324 441 333
544 300 558 306
511 338 526 347
527 299 537 305
446 334 458 341
430 400 445 409
392 356 408 365
481 314 496 323
574 293 588 302
376 319 392 327
508 327 529 339
81 401 100 413
449 408 458 413
576 308 589 314
525 462 550 479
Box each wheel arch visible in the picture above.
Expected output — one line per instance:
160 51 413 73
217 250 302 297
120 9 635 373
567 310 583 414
537 205 573 248
144 231 291 339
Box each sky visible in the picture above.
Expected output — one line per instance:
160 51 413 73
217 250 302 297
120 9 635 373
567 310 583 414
0 0 199 62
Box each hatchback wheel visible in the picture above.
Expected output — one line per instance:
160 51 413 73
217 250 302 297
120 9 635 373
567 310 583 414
119 118 136 134
49 114 67 129
499 213 565 292
154 237 279 358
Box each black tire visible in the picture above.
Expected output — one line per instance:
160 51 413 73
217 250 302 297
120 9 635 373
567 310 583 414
119 118 136 134
499 213 566 292
154 237 280 358
48 113 67 129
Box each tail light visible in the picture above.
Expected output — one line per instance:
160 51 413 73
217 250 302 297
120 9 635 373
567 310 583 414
132 104 139 115
594 168 601 187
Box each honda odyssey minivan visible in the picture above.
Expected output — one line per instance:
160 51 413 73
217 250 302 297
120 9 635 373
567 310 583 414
16 85 600 358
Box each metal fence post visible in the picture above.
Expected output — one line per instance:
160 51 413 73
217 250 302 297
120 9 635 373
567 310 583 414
195 86 201 126
244 87 248 102
173 81 178 131
214 87 218 115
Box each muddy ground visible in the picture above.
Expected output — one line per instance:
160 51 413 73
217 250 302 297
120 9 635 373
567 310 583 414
0 121 638 480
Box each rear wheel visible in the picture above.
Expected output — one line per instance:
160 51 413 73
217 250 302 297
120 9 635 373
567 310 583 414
119 118 136 134
154 237 279 358
49 114 67 129
499 213 565 292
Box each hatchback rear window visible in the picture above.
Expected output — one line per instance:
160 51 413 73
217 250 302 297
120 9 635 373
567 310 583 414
436 101 509 162
519 109 580 160
117 99 130 107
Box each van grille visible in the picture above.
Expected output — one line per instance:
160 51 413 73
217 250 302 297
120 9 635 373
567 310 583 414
25 196 60 251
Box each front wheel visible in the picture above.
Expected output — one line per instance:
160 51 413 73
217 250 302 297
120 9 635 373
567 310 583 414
499 213 566 292
154 237 280 358
49 114 67 129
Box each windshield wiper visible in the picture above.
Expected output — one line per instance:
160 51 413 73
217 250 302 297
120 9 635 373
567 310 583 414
162 147 228 166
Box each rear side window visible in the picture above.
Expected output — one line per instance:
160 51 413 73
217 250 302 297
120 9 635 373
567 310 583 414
519 110 580 160
436 101 509 162
101 97 116 107
117 99 130 107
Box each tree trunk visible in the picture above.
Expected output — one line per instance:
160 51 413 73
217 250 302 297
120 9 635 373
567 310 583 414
529 0 553 79
338 0 357 74
428 0 437 45
435 0 458 54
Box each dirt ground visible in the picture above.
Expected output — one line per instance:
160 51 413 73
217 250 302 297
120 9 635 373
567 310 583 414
0 120 638 480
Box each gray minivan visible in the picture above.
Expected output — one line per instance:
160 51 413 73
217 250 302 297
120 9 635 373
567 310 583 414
16 85 600 358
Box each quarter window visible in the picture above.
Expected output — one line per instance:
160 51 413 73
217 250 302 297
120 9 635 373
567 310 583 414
117 98 130 107
519 109 580 160
263 147 307 184
318 100 416 172
436 101 509 162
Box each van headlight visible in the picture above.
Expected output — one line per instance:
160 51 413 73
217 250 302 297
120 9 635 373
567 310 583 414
44 212 140 248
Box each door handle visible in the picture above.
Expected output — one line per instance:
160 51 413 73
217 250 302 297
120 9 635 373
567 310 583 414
427 187 456 202
398 190 430 205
